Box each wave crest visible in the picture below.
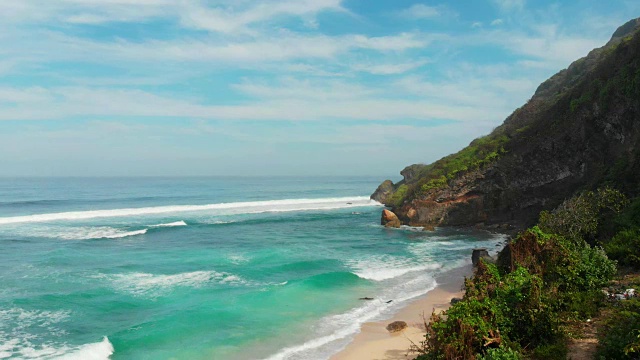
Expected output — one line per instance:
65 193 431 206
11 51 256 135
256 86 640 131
347 255 441 281
97 270 250 297
0 197 381 225
149 221 187 228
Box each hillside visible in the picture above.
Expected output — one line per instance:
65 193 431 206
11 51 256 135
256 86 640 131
372 18 640 231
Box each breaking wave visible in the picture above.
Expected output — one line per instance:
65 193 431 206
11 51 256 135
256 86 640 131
0 197 380 225
96 270 251 297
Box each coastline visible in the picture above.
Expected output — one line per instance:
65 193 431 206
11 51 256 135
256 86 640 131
331 264 472 360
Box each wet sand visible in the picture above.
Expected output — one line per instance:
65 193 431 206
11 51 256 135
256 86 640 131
331 265 472 360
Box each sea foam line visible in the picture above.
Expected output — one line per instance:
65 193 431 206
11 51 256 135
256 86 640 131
96 270 252 297
263 275 438 360
0 197 380 225
149 220 187 228
27 227 148 240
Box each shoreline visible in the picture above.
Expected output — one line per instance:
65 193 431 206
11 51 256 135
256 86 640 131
330 264 472 360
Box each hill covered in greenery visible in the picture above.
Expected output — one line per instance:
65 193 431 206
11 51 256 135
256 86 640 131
372 17 640 232
374 17 640 360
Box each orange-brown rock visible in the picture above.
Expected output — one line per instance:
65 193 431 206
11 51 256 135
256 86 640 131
381 209 401 228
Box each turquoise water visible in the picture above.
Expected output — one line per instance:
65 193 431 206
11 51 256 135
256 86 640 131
0 177 504 359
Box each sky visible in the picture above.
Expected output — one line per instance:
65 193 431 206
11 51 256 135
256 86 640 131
0 0 639 177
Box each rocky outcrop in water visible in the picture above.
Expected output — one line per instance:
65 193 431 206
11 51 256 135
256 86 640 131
371 180 394 203
372 18 640 231
381 209 401 228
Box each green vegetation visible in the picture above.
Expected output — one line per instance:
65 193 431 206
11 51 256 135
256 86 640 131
539 187 628 243
570 49 640 113
604 229 640 268
597 275 640 359
477 347 523 360
414 134 509 199
412 189 626 359
601 198 640 269
387 134 510 207
389 184 408 207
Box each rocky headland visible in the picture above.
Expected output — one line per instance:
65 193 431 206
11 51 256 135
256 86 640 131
372 18 640 232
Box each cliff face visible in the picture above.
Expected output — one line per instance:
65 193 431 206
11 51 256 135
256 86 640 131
373 18 640 231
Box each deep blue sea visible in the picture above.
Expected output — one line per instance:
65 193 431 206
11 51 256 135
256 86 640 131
0 177 504 360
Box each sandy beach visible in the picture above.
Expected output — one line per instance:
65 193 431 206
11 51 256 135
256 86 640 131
331 264 472 360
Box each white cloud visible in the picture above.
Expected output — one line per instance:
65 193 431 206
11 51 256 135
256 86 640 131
491 19 504 26
11 30 429 69
472 22 483 28
351 60 429 75
349 33 430 51
492 0 526 12
502 32 605 66
398 4 441 19
0 0 345 34
0 80 503 124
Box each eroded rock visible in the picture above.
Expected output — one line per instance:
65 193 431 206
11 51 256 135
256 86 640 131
381 209 401 228
371 180 394 204
386 321 408 333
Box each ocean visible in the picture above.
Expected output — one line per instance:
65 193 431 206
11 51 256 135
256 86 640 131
0 177 504 360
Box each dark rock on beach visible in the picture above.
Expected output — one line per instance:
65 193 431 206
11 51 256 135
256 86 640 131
386 321 408 333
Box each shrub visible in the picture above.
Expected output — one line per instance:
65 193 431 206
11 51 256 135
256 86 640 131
597 298 640 359
604 228 640 268
539 187 627 243
389 184 408 207
478 347 523 360
531 340 568 360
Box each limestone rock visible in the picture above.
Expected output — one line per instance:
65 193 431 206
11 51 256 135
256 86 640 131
400 164 427 183
381 209 401 228
407 208 417 219
386 321 407 333
371 180 394 204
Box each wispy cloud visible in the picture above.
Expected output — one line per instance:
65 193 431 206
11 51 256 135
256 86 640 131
351 60 430 75
0 0 346 33
398 4 442 19
0 0 634 176
492 0 526 12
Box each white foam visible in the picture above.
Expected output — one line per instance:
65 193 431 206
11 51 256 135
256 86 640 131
408 233 507 259
263 275 438 360
0 337 114 360
0 197 381 225
0 308 109 359
52 337 114 360
347 255 441 281
46 227 147 240
149 221 187 228
227 254 250 265
98 270 249 297
0 308 71 330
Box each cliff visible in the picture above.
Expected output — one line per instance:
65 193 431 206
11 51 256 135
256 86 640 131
372 18 640 231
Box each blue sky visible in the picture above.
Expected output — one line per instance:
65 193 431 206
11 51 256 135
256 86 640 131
1 0 639 177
